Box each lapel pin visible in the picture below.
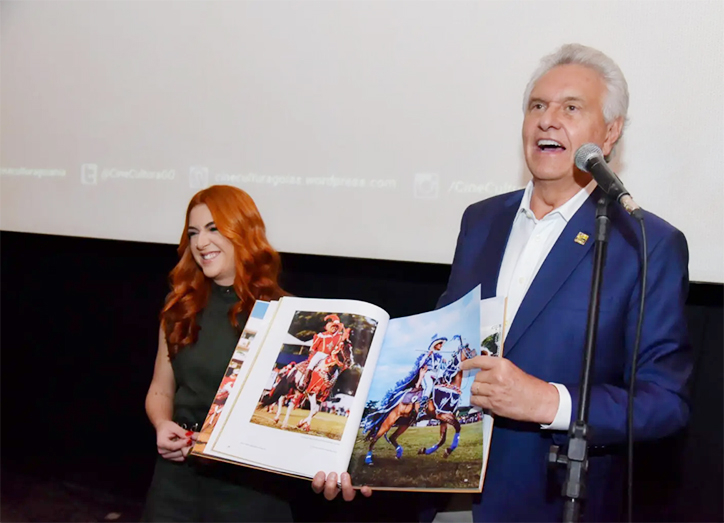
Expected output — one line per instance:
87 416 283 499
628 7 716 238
574 232 589 245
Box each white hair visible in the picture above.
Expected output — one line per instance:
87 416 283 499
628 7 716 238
523 43 629 132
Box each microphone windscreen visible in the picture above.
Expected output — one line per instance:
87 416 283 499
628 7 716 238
574 143 604 171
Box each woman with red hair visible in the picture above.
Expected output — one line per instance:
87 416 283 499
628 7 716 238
142 185 294 521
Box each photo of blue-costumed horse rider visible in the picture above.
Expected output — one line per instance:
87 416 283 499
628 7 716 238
361 333 476 464
412 335 448 420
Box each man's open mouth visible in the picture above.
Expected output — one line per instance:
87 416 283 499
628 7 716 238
537 139 565 151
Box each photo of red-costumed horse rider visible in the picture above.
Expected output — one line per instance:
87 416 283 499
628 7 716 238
253 311 377 441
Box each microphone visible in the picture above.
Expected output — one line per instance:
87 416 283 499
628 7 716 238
574 143 643 220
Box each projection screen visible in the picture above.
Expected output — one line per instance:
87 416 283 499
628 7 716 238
1 0 722 283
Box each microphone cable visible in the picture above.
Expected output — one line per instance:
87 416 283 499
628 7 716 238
627 215 648 523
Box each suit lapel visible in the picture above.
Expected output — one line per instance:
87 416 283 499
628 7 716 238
502 190 599 357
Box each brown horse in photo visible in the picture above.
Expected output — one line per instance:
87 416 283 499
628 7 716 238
258 342 354 431
363 337 476 465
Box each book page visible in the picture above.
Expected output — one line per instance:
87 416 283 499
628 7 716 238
207 297 390 479
347 285 484 491
193 300 279 455
477 296 506 492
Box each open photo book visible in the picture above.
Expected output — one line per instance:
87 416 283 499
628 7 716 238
191 285 506 492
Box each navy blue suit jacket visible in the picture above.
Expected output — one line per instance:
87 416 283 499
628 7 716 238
436 188 692 522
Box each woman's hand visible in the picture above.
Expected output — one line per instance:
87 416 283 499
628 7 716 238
311 471 372 502
155 420 197 462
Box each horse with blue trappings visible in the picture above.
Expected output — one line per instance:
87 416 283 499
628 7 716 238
362 335 476 465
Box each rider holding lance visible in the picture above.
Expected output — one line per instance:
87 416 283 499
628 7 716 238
303 314 349 388
415 336 447 421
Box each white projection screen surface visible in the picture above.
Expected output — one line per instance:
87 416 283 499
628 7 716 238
1 1 722 283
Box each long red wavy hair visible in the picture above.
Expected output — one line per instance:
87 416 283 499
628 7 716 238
161 185 285 358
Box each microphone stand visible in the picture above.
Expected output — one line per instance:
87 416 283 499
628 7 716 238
549 195 612 523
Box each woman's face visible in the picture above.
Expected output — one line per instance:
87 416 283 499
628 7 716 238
187 203 236 286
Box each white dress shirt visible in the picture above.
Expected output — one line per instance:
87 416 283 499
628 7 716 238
497 179 597 431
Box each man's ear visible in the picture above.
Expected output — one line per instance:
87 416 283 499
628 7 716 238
602 117 624 157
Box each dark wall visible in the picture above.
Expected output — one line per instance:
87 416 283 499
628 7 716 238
1 231 722 521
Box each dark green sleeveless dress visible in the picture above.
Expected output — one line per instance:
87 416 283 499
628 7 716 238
142 283 296 522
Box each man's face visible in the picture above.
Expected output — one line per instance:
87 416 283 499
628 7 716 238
522 64 622 183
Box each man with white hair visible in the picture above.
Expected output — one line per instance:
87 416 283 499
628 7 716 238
312 43 692 522
429 42 692 521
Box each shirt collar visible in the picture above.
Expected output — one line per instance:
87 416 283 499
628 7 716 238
517 179 597 223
